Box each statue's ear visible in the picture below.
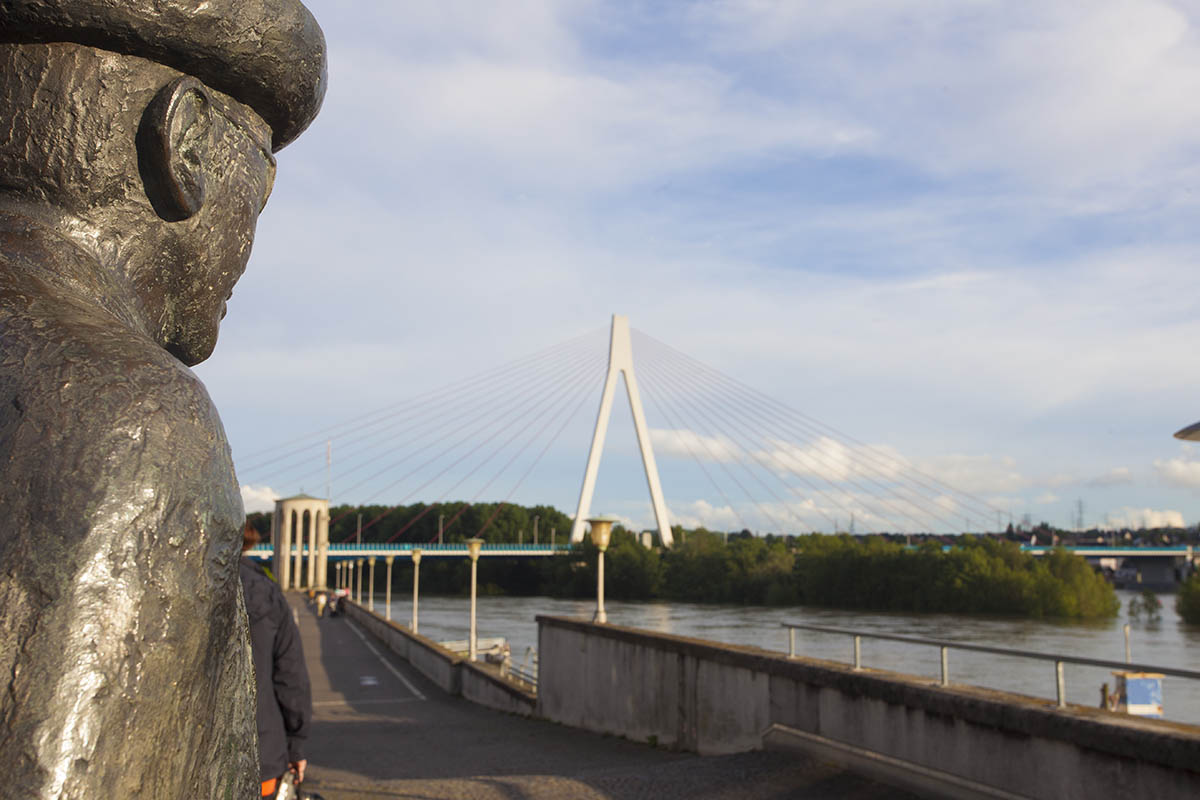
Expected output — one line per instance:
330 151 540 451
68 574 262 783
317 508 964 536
137 77 212 221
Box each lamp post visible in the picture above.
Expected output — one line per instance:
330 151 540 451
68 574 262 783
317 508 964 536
466 538 483 661
368 557 377 612
411 548 423 634
384 556 394 621
589 515 617 624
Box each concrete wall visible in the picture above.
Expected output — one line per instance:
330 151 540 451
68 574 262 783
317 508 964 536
537 615 1200 800
343 600 535 716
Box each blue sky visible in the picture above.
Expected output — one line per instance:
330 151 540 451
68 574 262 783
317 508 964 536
195 0 1200 534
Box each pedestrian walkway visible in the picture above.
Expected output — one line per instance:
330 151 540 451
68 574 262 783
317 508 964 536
290 594 913 800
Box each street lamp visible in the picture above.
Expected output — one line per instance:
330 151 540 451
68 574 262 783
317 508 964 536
411 548 423 634
466 538 484 661
589 515 618 624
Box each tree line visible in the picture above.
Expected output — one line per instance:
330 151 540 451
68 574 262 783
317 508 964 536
248 502 1122 619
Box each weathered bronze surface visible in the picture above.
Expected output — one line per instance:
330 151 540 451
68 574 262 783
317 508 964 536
0 3 325 797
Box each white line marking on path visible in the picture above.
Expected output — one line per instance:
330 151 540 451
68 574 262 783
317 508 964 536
344 619 427 701
312 697 424 708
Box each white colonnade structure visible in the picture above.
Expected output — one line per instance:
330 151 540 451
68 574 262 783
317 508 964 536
272 493 330 590
570 314 673 547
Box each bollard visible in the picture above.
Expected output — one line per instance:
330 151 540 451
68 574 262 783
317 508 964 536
853 635 862 670
940 646 949 686
1056 660 1066 708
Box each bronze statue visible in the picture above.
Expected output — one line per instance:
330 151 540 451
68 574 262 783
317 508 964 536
0 2 326 796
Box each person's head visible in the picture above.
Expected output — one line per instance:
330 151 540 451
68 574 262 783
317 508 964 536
242 522 261 553
0 1 326 365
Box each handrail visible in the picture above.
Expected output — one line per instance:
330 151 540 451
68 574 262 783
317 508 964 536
782 621 1200 708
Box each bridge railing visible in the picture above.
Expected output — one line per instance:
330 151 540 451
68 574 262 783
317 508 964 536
782 621 1200 708
247 543 574 554
324 543 573 551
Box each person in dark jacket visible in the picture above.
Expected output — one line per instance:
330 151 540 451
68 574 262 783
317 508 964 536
240 524 313 796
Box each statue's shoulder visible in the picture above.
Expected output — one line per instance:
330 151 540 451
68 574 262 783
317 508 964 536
0 258 236 513
0 282 219 427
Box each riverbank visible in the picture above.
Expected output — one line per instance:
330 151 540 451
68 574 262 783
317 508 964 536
386 531 1121 619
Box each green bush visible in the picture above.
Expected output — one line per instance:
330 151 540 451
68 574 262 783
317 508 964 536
790 535 1118 619
1177 574 1200 624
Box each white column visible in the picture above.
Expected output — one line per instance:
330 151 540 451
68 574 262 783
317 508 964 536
384 556 394 621
466 539 483 661
306 504 317 590
595 548 608 623
368 557 376 612
411 549 422 634
292 510 304 589
316 508 329 589
276 504 292 590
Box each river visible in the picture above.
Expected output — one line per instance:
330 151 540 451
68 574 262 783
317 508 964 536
370 589 1200 726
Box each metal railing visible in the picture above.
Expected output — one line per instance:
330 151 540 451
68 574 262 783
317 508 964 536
783 622 1200 708
505 647 538 690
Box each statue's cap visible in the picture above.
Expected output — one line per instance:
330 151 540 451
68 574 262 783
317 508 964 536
0 0 326 151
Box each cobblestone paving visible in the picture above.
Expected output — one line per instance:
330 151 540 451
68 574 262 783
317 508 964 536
290 596 913 800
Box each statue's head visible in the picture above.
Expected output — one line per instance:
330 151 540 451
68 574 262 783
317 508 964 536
0 1 327 365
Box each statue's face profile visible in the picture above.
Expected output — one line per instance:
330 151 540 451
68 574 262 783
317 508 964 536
140 88 278 366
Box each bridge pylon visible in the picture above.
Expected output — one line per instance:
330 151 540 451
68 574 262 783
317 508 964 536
570 315 673 547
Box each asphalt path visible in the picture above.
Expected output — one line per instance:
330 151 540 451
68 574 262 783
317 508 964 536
289 594 914 800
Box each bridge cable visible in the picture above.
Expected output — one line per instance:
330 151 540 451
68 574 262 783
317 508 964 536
634 330 997 532
319 336 603 508
242 330 602 490
637 346 853 533
636 367 762 534
236 327 605 476
636 335 950 533
335 345 606 534
633 329 999 525
357 350 607 541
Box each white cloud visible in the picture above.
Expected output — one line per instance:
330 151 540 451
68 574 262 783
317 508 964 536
1101 507 1186 529
1152 450 1200 489
918 454 1028 494
1035 493 1060 505
669 499 744 531
1043 474 1078 489
1088 467 1134 487
241 485 280 514
651 428 739 461
757 436 907 483
1155 451 1200 488
692 0 1200 196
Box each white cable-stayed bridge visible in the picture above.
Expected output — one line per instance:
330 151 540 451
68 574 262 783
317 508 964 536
236 315 1003 547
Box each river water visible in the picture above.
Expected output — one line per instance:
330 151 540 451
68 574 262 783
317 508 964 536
372 589 1200 726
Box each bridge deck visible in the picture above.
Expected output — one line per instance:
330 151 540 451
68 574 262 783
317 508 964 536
288 593 913 799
